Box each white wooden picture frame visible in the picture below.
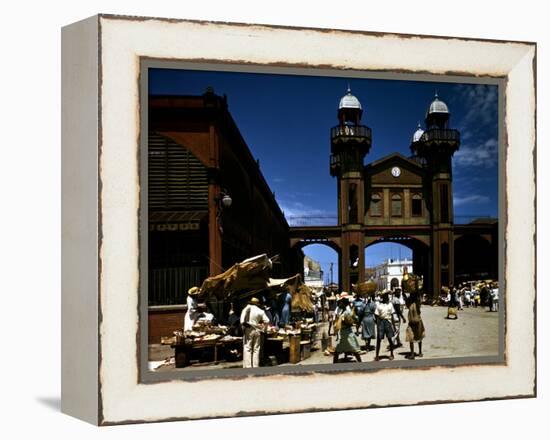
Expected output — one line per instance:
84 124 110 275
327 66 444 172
61 14 536 425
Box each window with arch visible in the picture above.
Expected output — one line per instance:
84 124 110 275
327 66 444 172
391 193 402 217
369 192 382 216
411 193 423 216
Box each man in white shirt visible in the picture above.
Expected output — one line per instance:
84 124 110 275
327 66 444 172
374 292 396 361
391 289 406 348
240 297 270 368
491 285 499 311
464 289 472 307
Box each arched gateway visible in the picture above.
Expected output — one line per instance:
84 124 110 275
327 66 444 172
289 89 497 297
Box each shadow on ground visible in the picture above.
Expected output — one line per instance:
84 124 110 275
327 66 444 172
36 397 61 412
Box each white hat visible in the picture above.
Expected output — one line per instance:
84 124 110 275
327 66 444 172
339 292 351 300
188 286 201 296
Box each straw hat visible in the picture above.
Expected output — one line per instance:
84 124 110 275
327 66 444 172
188 286 201 296
339 292 351 301
249 297 260 306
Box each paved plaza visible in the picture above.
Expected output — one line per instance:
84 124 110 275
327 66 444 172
150 305 500 371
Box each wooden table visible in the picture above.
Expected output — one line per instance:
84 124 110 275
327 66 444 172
173 338 241 368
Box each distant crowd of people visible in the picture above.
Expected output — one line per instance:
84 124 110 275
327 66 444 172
182 280 499 369
329 288 425 363
442 282 499 320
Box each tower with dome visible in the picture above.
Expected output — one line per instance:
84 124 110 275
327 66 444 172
329 86 372 288
320 88 469 296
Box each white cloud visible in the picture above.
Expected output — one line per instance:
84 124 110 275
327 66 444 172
454 137 498 168
453 84 498 128
453 194 490 206
278 200 334 219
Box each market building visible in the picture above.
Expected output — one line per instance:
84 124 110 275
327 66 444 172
147 89 303 342
289 88 498 297
147 86 498 343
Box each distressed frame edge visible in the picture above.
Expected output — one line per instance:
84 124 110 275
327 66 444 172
94 15 537 425
60 14 101 425
96 12 537 47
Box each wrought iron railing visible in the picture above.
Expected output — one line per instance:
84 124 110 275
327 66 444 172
420 128 460 143
454 216 497 225
148 265 208 306
287 215 339 227
286 215 495 227
330 124 371 142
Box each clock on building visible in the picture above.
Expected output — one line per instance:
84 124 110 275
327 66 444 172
391 166 401 177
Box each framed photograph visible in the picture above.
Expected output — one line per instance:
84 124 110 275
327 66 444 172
61 14 536 425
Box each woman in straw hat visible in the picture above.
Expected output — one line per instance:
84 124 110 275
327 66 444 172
184 286 201 332
333 293 362 364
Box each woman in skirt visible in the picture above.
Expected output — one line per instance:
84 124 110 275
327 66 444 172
361 294 377 351
333 294 362 363
446 286 459 319
405 291 425 359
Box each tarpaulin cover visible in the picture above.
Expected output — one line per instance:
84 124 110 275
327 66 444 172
291 283 314 313
199 254 272 301
199 254 314 309
267 273 301 290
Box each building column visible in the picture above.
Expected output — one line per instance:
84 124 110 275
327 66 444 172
358 240 366 284
207 123 222 276
341 241 350 292
208 183 222 276
431 233 441 298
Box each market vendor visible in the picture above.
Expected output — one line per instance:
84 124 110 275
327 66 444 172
183 286 201 332
279 290 292 327
264 298 279 327
240 297 270 368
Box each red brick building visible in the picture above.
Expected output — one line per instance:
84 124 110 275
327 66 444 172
147 89 303 342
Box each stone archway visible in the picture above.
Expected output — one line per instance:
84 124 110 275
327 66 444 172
365 235 430 293
291 240 342 287
454 234 497 283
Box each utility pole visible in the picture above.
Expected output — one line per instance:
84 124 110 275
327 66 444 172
330 262 334 287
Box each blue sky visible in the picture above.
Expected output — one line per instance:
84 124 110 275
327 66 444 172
149 68 499 281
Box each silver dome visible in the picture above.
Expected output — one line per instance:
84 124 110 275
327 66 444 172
412 124 424 142
427 93 449 114
339 86 362 110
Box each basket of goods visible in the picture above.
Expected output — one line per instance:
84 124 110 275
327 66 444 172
402 273 421 294
356 280 377 297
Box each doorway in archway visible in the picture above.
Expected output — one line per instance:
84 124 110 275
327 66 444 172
300 243 340 293
455 234 497 284
365 239 431 293
365 242 412 292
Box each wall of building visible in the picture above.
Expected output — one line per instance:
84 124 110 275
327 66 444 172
364 157 430 227
148 306 186 344
147 93 302 341
373 258 413 291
